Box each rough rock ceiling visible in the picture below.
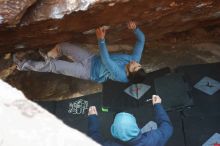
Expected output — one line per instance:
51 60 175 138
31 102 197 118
0 0 220 53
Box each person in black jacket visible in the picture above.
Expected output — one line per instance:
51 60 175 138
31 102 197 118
87 95 173 146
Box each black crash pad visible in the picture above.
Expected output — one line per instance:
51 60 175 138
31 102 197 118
102 67 171 110
55 93 103 133
166 111 185 146
54 93 118 138
176 62 220 116
154 73 193 111
183 116 220 146
35 101 56 114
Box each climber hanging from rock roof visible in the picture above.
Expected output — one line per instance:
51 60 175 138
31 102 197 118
13 21 147 83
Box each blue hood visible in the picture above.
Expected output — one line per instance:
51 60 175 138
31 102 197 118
111 112 140 142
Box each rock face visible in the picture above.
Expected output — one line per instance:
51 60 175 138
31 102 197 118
1 0 220 100
0 0 36 26
0 80 100 146
0 0 220 53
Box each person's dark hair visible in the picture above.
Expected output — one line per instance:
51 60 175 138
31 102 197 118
127 68 146 83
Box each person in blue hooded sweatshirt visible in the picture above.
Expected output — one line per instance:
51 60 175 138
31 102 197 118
13 21 146 83
87 95 173 146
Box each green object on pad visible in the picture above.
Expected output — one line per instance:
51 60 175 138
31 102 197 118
101 107 109 112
